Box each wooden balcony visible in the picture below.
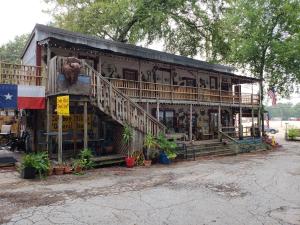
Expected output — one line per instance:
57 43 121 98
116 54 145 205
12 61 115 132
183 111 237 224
0 61 46 86
109 78 260 106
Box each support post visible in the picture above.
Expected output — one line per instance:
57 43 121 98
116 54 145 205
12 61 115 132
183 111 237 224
218 105 222 141
146 102 149 114
46 98 50 156
84 101 88 149
239 107 243 140
189 104 193 142
58 115 63 164
259 79 264 137
156 101 160 121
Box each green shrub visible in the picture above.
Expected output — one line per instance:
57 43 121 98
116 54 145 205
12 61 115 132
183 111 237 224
77 148 94 170
288 128 299 140
21 152 50 178
156 133 177 160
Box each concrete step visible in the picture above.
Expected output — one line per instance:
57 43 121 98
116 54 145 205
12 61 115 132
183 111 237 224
186 149 235 157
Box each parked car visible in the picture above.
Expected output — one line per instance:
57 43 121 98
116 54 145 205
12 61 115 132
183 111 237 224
264 127 279 134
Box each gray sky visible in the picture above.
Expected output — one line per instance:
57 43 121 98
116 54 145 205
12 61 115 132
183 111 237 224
0 0 50 45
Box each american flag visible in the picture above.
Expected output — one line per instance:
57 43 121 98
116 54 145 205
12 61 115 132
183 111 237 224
268 87 277 106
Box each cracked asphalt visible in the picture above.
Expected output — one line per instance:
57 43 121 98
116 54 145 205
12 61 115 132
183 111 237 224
0 133 300 225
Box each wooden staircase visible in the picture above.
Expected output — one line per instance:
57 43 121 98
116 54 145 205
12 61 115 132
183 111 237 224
48 57 165 137
83 62 165 136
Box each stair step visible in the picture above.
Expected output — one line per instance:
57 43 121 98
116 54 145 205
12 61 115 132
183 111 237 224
92 154 125 167
187 149 235 156
187 150 236 158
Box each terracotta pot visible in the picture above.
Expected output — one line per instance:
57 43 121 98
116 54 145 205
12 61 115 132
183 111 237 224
144 160 152 167
54 167 65 175
48 168 53 176
74 166 82 173
125 157 135 168
64 166 72 174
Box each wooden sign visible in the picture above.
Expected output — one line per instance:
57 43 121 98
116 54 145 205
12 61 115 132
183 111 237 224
57 95 70 116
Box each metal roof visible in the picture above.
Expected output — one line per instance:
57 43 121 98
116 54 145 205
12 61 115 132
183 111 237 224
22 24 259 82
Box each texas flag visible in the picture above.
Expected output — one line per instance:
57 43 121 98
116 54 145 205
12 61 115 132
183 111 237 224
0 84 45 109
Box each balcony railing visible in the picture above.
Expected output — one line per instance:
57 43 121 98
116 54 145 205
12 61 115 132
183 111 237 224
0 61 46 86
109 78 260 105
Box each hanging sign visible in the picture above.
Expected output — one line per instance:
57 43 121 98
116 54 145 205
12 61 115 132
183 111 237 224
57 95 70 116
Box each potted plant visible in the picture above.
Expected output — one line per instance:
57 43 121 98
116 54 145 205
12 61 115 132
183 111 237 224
79 148 95 170
122 123 135 168
143 133 157 167
20 154 36 179
20 152 51 179
156 133 177 164
54 164 65 175
72 159 84 173
64 163 72 174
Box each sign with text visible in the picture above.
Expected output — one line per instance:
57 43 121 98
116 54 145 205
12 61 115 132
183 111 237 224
57 95 69 116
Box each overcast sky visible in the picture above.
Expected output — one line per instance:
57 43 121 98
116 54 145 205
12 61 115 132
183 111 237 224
0 0 50 45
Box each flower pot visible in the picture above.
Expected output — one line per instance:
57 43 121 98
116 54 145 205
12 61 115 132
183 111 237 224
74 166 82 173
144 160 152 167
159 152 171 164
21 167 36 179
64 166 72 174
125 157 135 168
48 167 53 176
54 167 65 175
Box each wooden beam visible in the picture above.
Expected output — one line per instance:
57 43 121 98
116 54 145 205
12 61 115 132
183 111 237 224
218 104 221 141
58 114 63 164
46 98 50 157
189 104 193 142
156 101 160 121
84 102 88 149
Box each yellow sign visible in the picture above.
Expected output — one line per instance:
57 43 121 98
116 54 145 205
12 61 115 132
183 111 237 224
57 95 70 116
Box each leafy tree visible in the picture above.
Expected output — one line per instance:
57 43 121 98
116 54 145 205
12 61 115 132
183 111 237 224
45 0 230 62
225 0 300 96
45 0 189 43
0 34 29 64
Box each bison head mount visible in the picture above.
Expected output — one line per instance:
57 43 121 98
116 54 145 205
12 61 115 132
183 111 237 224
62 57 82 86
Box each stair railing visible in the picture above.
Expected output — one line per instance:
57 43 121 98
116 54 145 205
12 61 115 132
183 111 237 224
83 62 166 136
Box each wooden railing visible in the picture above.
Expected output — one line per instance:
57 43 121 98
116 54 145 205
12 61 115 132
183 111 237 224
84 64 165 136
109 78 260 105
0 61 45 86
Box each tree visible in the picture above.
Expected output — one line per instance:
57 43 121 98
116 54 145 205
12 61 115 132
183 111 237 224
225 0 300 96
45 0 190 43
0 34 29 64
45 0 230 62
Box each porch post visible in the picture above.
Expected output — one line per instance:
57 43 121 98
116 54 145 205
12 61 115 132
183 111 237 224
138 59 142 100
84 101 88 149
46 98 51 157
189 104 193 142
58 115 63 164
146 102 149 114
258 80 263 137
251 83 254 137
239 107 243 139
156 101 160 121
218 104 222 141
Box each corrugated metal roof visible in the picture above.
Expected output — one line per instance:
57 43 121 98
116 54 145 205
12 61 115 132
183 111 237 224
22 24 259 82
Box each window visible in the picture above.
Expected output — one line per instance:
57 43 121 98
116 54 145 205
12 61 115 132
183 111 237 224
152 109 175 130
210 77 218 89
123 69 138 81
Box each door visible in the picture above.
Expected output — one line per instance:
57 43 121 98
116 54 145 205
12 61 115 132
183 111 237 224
209 112 219 137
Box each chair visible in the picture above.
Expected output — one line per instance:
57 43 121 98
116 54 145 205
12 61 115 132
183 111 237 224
0 125 12 146
0 125 12 135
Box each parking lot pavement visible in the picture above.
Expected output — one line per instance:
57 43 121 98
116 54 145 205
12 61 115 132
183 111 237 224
0 136 300 225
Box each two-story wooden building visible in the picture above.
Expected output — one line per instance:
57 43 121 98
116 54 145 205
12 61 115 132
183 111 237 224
2 24 262 158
